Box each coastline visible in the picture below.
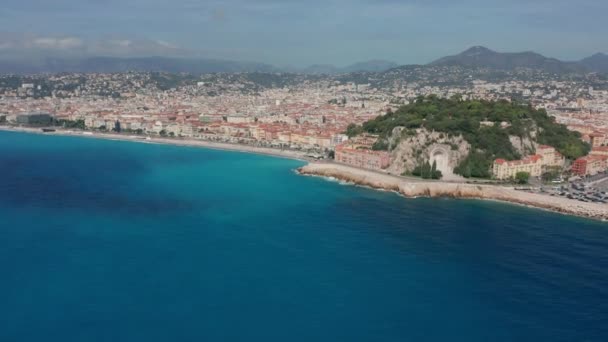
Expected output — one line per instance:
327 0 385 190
298 162 608 222
3 125 607 221
0 126 309 162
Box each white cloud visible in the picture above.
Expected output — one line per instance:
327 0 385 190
156 40 177 48
31 37 84 49
0 42 15 49
0 32 191 57
109 39 133 47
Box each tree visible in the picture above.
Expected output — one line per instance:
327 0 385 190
420 161 432 179
430 161 442 179
345 123 363 138
372 139 388 151
515 172 530 184
57 119 86 130
541 166 562 183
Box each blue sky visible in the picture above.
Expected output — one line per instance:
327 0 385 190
0 0 606 66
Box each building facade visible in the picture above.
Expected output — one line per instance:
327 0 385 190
16 113 53 126
492 155 543 180
537 145 565 168
590 146 608 157
571 155 608 177
589 133 606 148
335 145 390 171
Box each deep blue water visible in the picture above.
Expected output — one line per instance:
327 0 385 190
1 130 608 341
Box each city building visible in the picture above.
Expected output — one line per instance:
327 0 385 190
590 146 608 157
492 155 543 180
589 132 606 147
571 155 608 177
536 145 565 168
16 113 53 126
335 143 390 171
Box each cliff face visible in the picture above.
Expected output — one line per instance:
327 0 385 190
509 135 537 157
509 120 538 157
387 128 470 179
298 163 608 221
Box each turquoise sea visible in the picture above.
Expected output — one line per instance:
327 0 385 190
1 130 607 341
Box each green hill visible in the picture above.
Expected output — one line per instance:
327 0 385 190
346 95 590 178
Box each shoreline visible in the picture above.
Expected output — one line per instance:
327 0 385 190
298 162 608 222
3 125 607 221
0 126 310 163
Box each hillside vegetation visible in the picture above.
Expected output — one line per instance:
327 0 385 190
346 95 590 178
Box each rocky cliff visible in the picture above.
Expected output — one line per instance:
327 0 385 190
387 128 470 179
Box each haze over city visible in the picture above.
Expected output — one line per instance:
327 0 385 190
1 0 607 66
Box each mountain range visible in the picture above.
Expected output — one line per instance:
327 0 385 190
295 60 399 74
0 47 606 75
430 46 607 73
579 53 608 73
0 56 279 74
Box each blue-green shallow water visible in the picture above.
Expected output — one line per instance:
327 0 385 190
1 131 607 342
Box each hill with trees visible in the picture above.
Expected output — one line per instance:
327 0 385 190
346 95 590 178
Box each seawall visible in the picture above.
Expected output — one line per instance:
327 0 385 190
298 162 608 222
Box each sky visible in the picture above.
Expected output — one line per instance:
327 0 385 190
0 0 606 66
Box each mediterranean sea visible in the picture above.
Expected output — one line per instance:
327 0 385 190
1 130 607 341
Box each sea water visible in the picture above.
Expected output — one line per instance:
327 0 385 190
1 130 607 341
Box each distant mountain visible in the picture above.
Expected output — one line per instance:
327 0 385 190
298 60 398 74
0 55 398 75
430 46 585 73
299 64 340 74
0 56 279 74
341 60 399 73
0 48 604 76
579 53 608 73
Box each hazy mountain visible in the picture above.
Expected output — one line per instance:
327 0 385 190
429 46 585 73
341 60 398 73
0 56 279 74
0 55 399 75
299 64 340 74
298 60 398 74
0 48 604 75
579 53 608 73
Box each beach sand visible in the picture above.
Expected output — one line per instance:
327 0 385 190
0 126 309 161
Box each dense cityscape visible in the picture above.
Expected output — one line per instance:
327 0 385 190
1 65 608 186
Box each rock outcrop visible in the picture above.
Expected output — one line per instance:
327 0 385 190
387 128 470 180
